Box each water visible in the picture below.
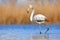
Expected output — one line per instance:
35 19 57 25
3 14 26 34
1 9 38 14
0 24 60 40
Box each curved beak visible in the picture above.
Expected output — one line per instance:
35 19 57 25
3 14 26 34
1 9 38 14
27 8 30 13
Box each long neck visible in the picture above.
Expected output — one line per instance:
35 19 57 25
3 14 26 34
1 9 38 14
30 8 35 22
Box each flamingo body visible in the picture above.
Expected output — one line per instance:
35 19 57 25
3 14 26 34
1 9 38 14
33 14 46 24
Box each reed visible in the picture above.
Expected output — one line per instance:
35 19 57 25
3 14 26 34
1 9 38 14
0 0 60 24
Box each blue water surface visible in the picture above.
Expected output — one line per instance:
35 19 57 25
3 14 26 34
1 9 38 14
0 24 60 40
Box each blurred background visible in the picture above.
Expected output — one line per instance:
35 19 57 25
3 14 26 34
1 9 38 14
0 0 60 24
0 0 60 40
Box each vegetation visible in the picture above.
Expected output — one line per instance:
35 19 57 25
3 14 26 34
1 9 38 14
0 0 60 24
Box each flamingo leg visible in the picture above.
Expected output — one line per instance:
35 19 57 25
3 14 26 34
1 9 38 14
45 24 49 34
40 31 42 34
44 25 49 40
39 24 42 34
45 28 49 34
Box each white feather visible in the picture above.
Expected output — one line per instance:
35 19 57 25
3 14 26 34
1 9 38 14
29 5 46 24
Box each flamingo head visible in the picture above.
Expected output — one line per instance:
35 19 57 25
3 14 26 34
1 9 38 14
27 4 33 13
29 4 33 9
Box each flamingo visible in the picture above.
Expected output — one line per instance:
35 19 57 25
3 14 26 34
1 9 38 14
27 4 49 34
